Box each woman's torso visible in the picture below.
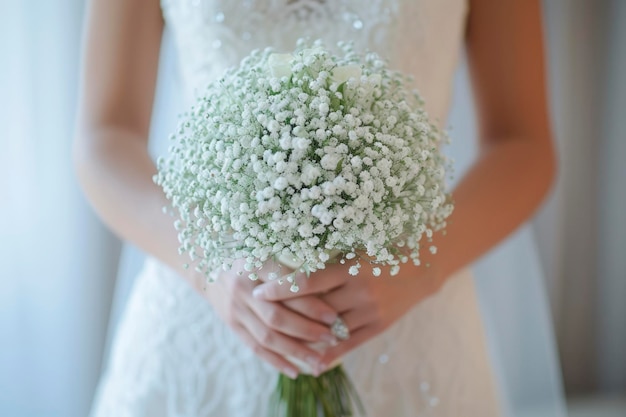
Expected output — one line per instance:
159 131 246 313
161 0 469 124
90 2 507 416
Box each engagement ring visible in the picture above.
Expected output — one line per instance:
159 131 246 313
331 316 350 341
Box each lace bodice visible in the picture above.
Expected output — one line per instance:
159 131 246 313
161 0 469 123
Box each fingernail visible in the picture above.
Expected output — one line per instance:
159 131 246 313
320 333 338 345
315 363 328 376
322 312 338 325
283 367 298 379
252 286 264 299
306 355 321 369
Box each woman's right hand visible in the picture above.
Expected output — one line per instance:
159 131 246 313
200 259 339 378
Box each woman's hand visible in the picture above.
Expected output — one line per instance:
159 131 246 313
252 261 443 373
200 259 340 378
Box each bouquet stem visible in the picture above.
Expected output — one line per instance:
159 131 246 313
269 365 365 417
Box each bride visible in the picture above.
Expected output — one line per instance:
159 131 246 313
75 0 560 416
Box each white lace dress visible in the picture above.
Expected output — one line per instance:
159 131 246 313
90 0 503 416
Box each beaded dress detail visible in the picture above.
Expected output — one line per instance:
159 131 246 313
90 1 502 416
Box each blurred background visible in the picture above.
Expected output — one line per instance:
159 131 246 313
0 0 624 416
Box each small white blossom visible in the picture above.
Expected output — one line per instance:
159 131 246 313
321 154 341 171
273 177 289 191
298 224 313 238
155 39 453 283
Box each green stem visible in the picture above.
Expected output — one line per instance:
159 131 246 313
269 365 365 417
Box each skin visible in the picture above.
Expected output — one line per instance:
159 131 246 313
74 0 555 378
255 0 556 373
74 0 337 379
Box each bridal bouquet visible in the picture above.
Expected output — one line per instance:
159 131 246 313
156 39 453 416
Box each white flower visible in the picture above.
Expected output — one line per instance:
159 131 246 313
268 53 293 78
332 217 345 230
298 224 313 238
332 65 362 84
319 212 333 225
322 182 337 195
302 46 324 60
293 137 310 150
155 39 453 282
368 73 382 88
261 187 274 199
293 126 307 137
321 154 341 171
308 186 321 200
274 177 288 191
267 120 280 134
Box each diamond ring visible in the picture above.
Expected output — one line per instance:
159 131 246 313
330 316 350 341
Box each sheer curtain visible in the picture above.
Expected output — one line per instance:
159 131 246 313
596 0 626 393
541 0 626 396
0 1 121 417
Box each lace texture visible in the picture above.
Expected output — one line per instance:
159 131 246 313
160 0 468 122
92 258 500 417
91 1 503 416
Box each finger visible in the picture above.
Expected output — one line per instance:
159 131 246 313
336 308 376 335
233 323 300 379
248 299 338 344
320 284 363 314
253 270 347 301
240 306 326 373
319 324 383 371
282 295 338 326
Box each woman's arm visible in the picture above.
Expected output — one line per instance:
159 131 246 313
426 0 556 281
73 0 338 376
72 0 181 277
253 0 556 369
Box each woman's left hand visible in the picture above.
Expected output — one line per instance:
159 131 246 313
252 261 443 374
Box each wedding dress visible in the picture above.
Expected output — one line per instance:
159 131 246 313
91 0 513 415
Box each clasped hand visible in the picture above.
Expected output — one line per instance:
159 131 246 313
203 259 441 378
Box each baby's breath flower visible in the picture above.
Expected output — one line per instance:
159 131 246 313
155 39 453 282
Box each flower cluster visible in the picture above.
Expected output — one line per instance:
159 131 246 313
155 39 453 288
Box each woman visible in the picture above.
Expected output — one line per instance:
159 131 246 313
75 0 558 415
